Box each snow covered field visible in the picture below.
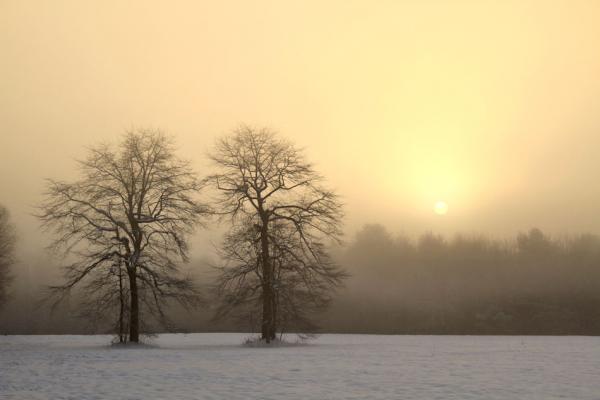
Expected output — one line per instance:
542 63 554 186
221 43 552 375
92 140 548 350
1 334 599 400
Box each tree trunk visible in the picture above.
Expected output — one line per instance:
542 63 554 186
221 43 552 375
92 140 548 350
118 267 125 343
270 291 277 340
128 270 140 343
260 222 275 343
261 283 272 342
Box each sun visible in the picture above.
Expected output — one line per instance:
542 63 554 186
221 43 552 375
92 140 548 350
434 201 448 215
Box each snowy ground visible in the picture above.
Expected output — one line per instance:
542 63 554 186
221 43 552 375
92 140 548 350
1 334 599 400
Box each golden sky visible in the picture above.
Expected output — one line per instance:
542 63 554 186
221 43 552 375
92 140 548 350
2 0 600 251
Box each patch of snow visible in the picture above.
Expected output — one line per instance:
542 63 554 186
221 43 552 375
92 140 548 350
1 333 599 399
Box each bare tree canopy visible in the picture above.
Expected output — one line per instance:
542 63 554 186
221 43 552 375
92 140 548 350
0 205 16 308
38 129 210 342
209 125 345 342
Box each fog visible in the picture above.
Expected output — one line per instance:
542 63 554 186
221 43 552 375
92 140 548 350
2 1 600 334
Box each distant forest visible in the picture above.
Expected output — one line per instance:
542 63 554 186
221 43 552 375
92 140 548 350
323 225 600 335
3 225 600 336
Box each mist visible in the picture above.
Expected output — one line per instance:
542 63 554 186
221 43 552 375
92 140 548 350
2 1 600 335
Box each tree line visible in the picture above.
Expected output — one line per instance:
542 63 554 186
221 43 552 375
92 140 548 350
331 224 600 335
0 205 15 311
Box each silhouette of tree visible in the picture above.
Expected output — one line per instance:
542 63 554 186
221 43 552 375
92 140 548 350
213 220 346 337
39 129 209 342
209 126 345 342
0 205 16 309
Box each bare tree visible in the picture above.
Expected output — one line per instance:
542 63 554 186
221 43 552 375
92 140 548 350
39 129 209 342
213 220 346 338
209 126 345 342
0 205 16 308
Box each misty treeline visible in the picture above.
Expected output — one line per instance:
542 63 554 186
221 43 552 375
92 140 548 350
34 126 343 343
330 225 600 335
0 205 16 309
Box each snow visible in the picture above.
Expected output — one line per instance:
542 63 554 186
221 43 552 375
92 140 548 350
1 333 599 399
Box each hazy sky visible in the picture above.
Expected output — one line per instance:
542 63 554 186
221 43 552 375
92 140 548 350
2 0 600 268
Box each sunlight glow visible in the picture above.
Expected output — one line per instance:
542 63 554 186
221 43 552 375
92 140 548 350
434 201 448 215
